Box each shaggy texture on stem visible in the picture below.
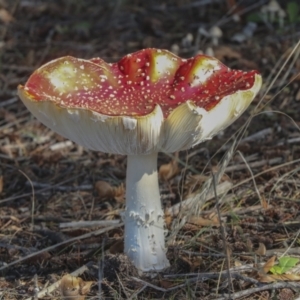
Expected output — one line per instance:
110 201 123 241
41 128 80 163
124 153 169 271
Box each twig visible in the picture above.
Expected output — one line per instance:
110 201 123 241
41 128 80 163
215 0 267 27
181 250 226 258
131 276 187 292
274 196 300 203
0 223 123 271
281 230 300 257
152 0 222 10
214 282 300 300
25 261 94 300
25 181 93 191
0 214 69 223
0 97 18 107
164 271 259 285
233 158 300 190
133 271 260 296
266 246 300 256
59 220 121 229
225 157 283 172
221 128 273 151
33 274 38 300
165 262 263 278
0 115 30 130
278 136 300 145
1 64 35 71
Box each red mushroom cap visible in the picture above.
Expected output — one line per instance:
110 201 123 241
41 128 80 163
21 49 258 118
18 48 262 154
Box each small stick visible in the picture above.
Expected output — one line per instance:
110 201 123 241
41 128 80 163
131 277 187 292
25 181 93 191
59 220 120 229
214 281 300 300
225 157 283 172
164 262 263 278
0 96 18 107
221 128 273 151
164 272 259 285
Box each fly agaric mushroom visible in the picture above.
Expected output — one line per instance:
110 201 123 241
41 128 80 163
18 48 262 272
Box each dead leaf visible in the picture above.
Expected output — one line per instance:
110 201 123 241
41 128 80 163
258 274 277 283
159 153 179 181
260 256 276 275
239 58 258 70
260 195 268 209
0 8 14 24
214 45 241 61
255 243 266 256
234 260 242 267
186 174 208 185
95 180 114 199
160 279 176 289
259 273 300 283
114 183 125 203
179 255 202 272
95 180 125 202
60 274 94 300
187 214 220 227
164 212 173 229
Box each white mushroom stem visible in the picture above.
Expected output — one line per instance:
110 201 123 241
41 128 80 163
124 152 169 272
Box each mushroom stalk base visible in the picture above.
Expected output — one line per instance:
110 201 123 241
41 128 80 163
124 153 169 272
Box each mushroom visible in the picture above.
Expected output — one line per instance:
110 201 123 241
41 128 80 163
208 26 223 46
181 33 194 48
267 0 281 23
18 48 262 272
261 0 284 24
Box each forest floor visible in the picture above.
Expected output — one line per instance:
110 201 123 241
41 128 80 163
1 0 300 299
